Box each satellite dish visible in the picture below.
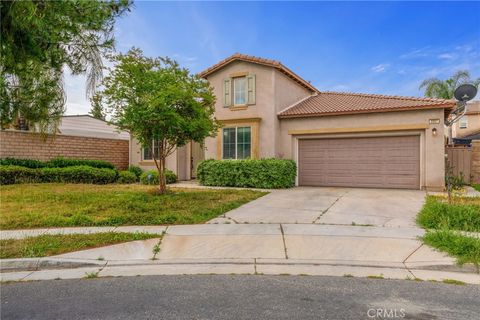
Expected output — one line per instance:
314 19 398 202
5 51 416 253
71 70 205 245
454 83 477 102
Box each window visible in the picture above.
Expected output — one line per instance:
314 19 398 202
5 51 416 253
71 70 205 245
222 127 251 159
459 116 468 129
142 140 160 160
233 77 246 105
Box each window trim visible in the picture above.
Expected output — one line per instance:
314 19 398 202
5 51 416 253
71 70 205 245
233 76 247 106
141 140 160 161
221 126 252 160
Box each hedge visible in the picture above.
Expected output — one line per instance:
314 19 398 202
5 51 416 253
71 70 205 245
0 165 117 185
117 170 138 184
140 169 177 185
197 159 296 189
0 157 115 170
127 166 143 180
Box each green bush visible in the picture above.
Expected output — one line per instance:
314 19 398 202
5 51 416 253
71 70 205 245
140 169 177 185
117 170 137 184
197 158 297 189
127 166 143 180
40 166 117 184
46 157 115 170
417 196 480 232
0 158 46 168
0 165 42 185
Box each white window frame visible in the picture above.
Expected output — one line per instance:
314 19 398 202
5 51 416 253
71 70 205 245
142 140 159 161
459 116 468 129
222 126 251 160
233 77 247 106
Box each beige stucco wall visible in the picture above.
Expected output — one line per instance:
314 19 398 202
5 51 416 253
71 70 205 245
452 101 480 138
204 60 312 159
279 109 446 190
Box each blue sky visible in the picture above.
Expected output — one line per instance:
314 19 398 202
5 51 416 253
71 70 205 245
65 1 480 114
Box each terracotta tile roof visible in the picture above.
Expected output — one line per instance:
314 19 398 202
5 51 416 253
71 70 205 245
278 91 456 118
198 53 318 93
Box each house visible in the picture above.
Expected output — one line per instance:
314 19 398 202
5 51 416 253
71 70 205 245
452 101 480 145
129 53 455 190
1 115 130 169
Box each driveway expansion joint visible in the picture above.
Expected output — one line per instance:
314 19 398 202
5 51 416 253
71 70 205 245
279 224 289 259
312 191 348 224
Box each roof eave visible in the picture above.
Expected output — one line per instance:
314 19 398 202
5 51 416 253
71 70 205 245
278 103 456 119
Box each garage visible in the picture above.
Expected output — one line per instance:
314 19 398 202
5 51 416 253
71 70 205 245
298 135 420 189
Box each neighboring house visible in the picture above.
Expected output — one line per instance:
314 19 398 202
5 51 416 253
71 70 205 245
452 101 480 145
130 53 455 190
1 115 130 169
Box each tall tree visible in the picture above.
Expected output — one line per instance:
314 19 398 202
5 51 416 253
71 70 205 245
97 48 219 194
89 93 106 121
0 0 132 131
419 70 480 99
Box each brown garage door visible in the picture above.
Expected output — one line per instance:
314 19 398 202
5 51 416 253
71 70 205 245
298 136 420 189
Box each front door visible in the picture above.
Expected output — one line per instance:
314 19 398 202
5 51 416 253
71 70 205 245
191 142 205 178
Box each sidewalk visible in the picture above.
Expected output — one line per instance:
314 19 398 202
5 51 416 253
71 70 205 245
2 224 479 284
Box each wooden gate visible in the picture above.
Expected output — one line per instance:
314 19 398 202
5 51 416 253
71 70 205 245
445 145 472 184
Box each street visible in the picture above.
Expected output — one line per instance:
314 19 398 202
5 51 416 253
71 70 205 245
1 275 478 320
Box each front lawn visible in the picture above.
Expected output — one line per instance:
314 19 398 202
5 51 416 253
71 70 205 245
473 184 480 192
416 196 480 232
0 184 266 229
0 232 161 259
417 195 480 268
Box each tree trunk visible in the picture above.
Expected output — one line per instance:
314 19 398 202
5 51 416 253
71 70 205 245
158 156 167 194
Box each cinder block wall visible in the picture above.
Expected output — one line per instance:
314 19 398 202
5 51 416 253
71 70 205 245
472 141 480 184
0 130 129 169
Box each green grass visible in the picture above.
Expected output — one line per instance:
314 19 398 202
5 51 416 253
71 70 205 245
423 230 480 268
0 184 266 229
0 232 160 259
473 184 480 192
416 196 480 232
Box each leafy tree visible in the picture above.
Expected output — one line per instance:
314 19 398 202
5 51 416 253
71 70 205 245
419 70 480 99
89 93 106 121
97 48 219 194
0 0 132 131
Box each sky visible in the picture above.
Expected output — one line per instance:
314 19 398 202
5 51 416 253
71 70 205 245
65 0 480 115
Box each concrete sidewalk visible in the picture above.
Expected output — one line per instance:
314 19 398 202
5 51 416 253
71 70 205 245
2 224 478 284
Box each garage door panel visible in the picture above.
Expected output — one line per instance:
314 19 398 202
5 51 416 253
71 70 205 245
298 136 420 189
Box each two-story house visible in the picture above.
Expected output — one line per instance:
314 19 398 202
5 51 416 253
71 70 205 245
452 101 480 145
129 53 455 191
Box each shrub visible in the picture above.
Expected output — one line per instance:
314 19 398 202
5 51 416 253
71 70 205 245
197 158 296 189
0 158 45 168
46 157 115 170
140 169 177 185
40 166 117 184
0 165 42 185
117 170 137 184
127 166 143 180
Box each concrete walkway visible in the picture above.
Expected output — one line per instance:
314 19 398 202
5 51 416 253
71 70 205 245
2 224 478 284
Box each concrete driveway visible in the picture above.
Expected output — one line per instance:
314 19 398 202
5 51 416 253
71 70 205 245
208 187 426 227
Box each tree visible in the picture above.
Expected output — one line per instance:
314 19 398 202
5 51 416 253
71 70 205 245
419 70 480 99
89 93 106 121
97 48 219 194
0 0 132 131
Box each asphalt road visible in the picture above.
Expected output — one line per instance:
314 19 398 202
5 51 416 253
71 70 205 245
1 275 479 320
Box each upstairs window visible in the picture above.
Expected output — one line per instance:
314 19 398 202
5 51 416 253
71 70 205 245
233 77 246 105
459 116 468 129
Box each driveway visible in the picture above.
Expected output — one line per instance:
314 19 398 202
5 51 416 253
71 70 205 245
208 187 426 227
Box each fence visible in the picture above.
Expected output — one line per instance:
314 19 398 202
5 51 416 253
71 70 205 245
446 145 471 184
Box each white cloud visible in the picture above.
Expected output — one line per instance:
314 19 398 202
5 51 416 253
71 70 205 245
371 63 390 73
399 47 431 59
438 53 455 60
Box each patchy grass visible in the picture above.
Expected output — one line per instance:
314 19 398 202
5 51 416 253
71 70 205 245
416 196 480 232
423 230 480 268
473 184 480 192
442 279 466 285
0 184 266 230
0 232 160 259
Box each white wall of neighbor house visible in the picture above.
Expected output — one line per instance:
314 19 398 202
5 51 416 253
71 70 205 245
278 108 446 191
